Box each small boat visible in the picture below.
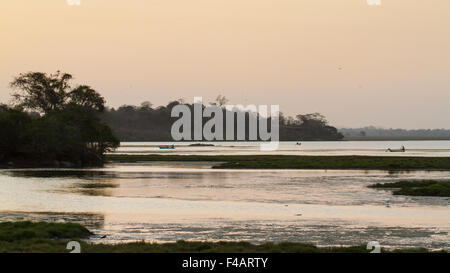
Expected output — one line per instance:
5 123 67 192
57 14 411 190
386 146 406 152
189 143 215 147
385 199 391 208
159 145 175 150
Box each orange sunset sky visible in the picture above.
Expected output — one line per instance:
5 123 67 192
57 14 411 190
1 0 449 128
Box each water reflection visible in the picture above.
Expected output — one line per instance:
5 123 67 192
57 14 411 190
0 163 449 250
3 164 450 206
70 182 119 196
6 170 112 179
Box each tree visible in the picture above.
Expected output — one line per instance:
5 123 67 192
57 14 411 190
210 95 229 107
69 85 106 112
54 104 119 161
10 71 72 113
296 113 327 125
10 71 106 114
140 101 153 109
215 95 229 107
1 72 119 167
0 105 32 159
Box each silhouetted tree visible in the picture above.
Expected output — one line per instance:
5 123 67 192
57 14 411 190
1 72 119 167
101 100 344 141
10 71 106 113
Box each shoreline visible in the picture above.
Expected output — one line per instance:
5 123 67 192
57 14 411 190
0 222 445 253
0 159 104 169
105 155 450 171
3 155 450 171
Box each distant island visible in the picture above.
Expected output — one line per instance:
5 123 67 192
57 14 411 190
340 126 450 140
100 100 344 142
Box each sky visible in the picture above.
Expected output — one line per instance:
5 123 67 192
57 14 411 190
1 0 449 129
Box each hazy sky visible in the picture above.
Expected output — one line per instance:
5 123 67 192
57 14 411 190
1 0 449 129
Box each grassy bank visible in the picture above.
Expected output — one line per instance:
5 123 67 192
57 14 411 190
344 137 450 141
369 180 450 197
106 154 450 170
0 222 441 253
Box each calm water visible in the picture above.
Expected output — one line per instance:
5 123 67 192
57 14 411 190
115 140 450 157
0 161 449 250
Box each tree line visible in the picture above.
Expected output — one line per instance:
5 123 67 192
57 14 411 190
340 126 450 140
101 97 343 142
0 71 343 167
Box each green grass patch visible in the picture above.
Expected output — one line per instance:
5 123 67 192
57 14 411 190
369 180 450 197
0 221 92 242
106 155 450 170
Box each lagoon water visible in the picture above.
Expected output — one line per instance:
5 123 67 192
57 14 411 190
116 140 450 157
1 141 450 250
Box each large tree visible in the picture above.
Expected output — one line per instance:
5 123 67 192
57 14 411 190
1 72 119 167
10 71 105 114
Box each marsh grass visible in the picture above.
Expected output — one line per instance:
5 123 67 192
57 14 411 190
369 180 450 197
77 183 118 189
107 155 450 170
0 221 92 242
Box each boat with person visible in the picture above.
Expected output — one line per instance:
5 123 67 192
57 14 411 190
387 146 406 152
